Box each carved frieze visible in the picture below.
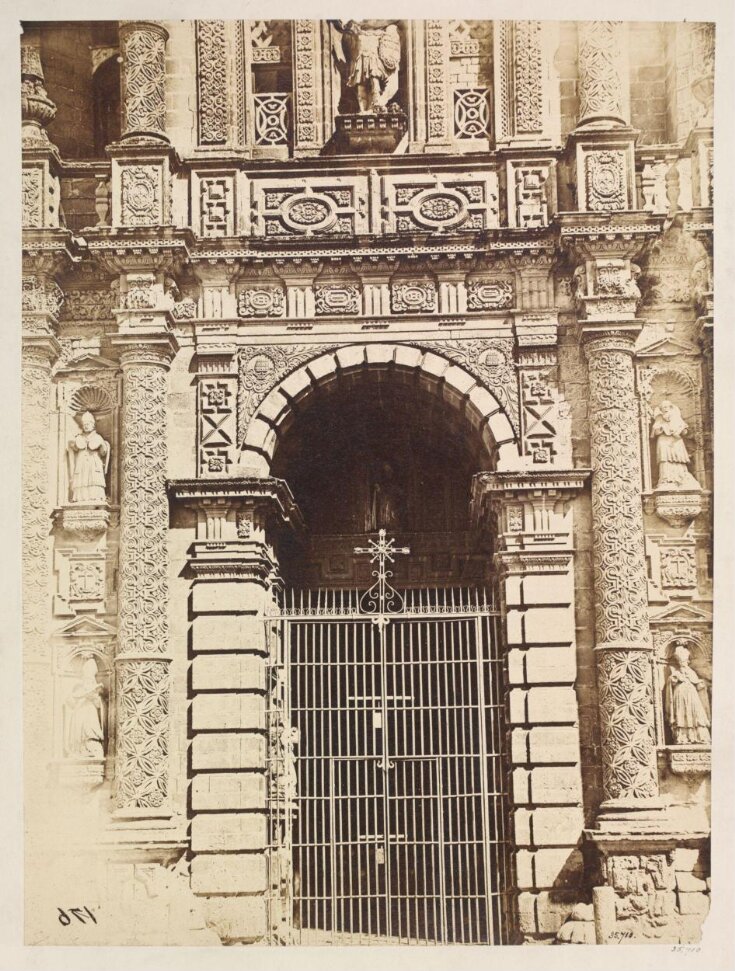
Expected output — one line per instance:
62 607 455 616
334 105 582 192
196 21 228 146
60 288 116 322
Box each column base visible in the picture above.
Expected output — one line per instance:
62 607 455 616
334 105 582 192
595 797 670 833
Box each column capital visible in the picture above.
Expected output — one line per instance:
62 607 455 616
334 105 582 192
22 334 61 368
580 324 642 356
112 332 179 369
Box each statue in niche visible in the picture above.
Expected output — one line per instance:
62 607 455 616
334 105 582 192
330 20 401 113
651 400 701 491
68 410 110 503
367 461 404 532
664 641 711 745
63 654 105 759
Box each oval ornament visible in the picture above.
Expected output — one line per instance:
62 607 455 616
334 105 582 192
412 189 468 230
282 193 336 233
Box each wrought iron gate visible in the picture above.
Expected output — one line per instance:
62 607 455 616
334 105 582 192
273 533 515 945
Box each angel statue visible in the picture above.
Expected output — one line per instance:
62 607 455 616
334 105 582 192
330 20 401 114
650 400 700 491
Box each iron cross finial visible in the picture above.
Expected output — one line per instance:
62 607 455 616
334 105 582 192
354 529 411 626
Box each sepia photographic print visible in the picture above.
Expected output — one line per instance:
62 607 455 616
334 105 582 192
10 1 734 963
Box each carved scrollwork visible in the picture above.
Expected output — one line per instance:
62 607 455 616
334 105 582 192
196 21 228 145
596 648 658 801
115 658 170 809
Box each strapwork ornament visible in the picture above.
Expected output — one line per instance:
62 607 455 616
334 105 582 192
354 529 410 627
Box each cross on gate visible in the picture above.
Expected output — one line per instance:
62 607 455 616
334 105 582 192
354 529 410 627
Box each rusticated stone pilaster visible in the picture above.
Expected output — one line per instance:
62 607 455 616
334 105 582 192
577 22 629 128
114 338 176 814
584 331 659 807
119 21 169 142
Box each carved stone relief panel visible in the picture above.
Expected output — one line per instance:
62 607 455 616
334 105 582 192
54 549 107 615
585 150 628 211
390 279 438 314
198 376 238 476
118 163 164 227
250 177 368 236
22 166 44 228
518 363 572 466
381 172 499 233
506 160 555 228
425 20 450 144
237 284 286 319
466 277 514 311
314 283 361 316
196 173 236 238
292 21 321 151
59 287 117 323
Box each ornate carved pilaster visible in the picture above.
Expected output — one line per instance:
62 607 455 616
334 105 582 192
119 21 169 143
584 329 661 813
196 21 229 146
424 20 451 149
292 20 323 156
494 21 560 148
576 22 630 129
112 336 177 815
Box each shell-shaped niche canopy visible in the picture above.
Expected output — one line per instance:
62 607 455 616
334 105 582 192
70 384 114 417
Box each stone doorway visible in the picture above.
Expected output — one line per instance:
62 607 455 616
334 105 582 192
267 363 515 944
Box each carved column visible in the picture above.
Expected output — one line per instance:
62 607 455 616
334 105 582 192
119 21 169 143
576 21 630 129
112 337 177 815
584 329 661 812
23 336 60 796
21 32 62 229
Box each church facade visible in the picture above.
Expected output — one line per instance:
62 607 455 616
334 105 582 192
21 19 714 946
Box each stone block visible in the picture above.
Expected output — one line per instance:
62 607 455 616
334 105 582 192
516 573 572 608
191 693 266 731
335 344 365 371
529 766 582 804
191 812 267 852
528 726 581 764
517 891 538 934
191 583 269 618
511 728 529 763
535 891 577 934
191 772 267 811
507 649 525 685
675 872 707 892
512 767 530 803
673 847 701 872
191 733 266 771
524 606 575 645
515 850 534 890
526 686 577 724
530 806 584 846
509 808 530 848
191 853 267 894
508 688 527 724
533 848 584 889
524 647 577 684
192 653 266 691
203 895 267 942
677 891 709 916
191 613 267 651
